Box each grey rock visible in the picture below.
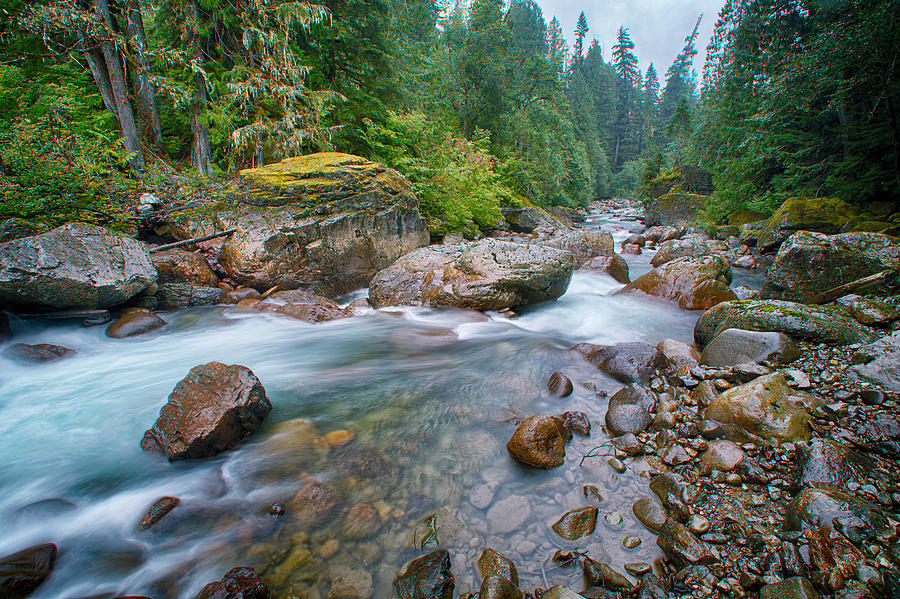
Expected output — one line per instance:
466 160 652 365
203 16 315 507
606 384 657 436
796 439 873 488
573 342 666 384
650 239 712 267
784 486 889 541
656 521 719 568
700 439 746 471
0 223 156 309
534 229 615 268
700 328 800 367
580 254 630 284
502 206 564 233
486 495 531 534
850 331 900 392
851 297 900 326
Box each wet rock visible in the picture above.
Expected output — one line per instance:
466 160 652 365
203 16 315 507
487 495 531 534
548 372 574 397
541 587 586 599
656 521 719 568
323 429 356 448
502 206 564 233
290 478 342 528
850 330 900 392
535 229 615 268
784 486 888 540
756 196 857 252
805 525 863 591
796 439 873 488
656 339 700 374
151 249 223 309
759 231 900 302
225 287 260 303
328 570 373 599
342 503 381 540
606 384 656 436
105 308 167 338
477 548 518 587
469 484 497 510
0 542 57 599
506 415 566 468
704 372 811 444
552 507 598 540
699 439 745 471
620 255 737 310
637 574 670 599
612 433 643 456
276 300 355 323
3 343 76 362
141 362 271 460
694 300 880 349
688 514 710 535
650 239 712 267
479 576 522 599
558 411 591 436
700 328 800 367
572 342 666 384
193 566 269 599
851 296 899 326
394 549 454 599
580 254 630 284
632 498 669 533
583 558 633 590
649 473 696 522
369 238 574 310
0 223 156 309
156 284 224 310
137 496 180 531
759 576 820 599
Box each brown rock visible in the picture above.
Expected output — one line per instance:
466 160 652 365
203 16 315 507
558 411 591 436
621 255 737 310
194 566 269 599
106 308 166 338
551 507 598 540
0 542 57 599
290 478 342 528
276 301 354 323
137 496 180 531
342 503 382 540
151 249 218 286
583 558 633 590
226 287 260 303
580 254 630 283
547 372 573 397
4 343 76 362
477 548 519 587
141 362 271 460
324 429 356 448
506 415 566 468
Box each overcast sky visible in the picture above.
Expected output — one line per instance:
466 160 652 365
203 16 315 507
536 0 725 76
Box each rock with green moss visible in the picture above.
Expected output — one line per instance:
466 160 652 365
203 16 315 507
759 231 900 302
645 193 707 227
369 239 574 310
171 153 430 296
756 196 857 252
0 223 156 309
694 300 880 349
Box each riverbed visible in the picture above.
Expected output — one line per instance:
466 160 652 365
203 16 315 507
1 210 725 598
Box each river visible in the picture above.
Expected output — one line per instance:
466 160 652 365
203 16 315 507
0 208 754 598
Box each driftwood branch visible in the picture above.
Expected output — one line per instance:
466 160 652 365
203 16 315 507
150 229 237 253
808 270 895 305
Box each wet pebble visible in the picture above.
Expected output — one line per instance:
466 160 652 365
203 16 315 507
622 536 642 549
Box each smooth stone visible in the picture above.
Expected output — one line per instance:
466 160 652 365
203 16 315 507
342 503 382 540
656 521 719 568
394 549 454 599
700 439 746 471
623 536 642 549
796 438 873 488
632 498 669 533
137 496 180 531
328 570 374 599
506 415 566 468
583 558 633 590
572 342 666 384
604 511 623 526
0 543 58 598
289 478 342 528
551 507 598 540
3 343 77 362
688 514 710 535
608 457 626 473
700 328 799 367
105 308 167 338
479 576 522 599
194 567 269 599
469 484 497 510
486 496 531 534
548 372 574 397
624 562 651 576
477 548 519 587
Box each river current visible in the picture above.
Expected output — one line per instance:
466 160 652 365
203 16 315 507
0 212 746 598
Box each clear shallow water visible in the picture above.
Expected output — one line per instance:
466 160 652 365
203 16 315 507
0 227 702 598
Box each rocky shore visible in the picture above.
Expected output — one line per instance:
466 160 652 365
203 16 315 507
1 157 900 599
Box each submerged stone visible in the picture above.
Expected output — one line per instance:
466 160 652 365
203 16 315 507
552 507 599 540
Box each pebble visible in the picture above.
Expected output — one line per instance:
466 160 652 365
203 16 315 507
689 514 710 535
622 536 642 549
486 495 531 534
608 457 626 473
624 562 651 576
469 484 496 510
604 511 623 526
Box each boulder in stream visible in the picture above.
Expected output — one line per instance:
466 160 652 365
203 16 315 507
194 566 269 599
755 196 857 252
506 415 567 468
0 223 156 309
572 341 666 384
551 507 598 540
3 343 77 362
369 238 574 311
605 384 657 436
532 229 615 268
141 362 271 460
106 308 167 338
620 255 737 310
699 328 800 367
394 549 454 599
0 542 58 599
151 248 223 310
579 254 630 283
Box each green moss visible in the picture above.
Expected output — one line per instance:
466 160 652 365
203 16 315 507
727 209 767 227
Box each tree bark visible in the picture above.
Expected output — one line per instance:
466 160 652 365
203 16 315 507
125 0 163 150
92 0 145 170
189 0 212 176
79 33 119 121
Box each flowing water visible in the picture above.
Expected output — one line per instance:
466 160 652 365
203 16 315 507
1 213 722 598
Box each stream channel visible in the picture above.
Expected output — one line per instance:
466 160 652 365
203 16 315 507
0 206 763 598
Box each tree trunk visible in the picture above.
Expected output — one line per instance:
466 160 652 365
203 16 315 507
79 32 119 121
190 0 212 176
92 0 145 170
125 0 163 150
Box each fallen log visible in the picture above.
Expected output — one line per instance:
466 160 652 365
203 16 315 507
808 270 895 305
150 229 237 253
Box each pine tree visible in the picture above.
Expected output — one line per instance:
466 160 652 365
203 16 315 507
572 11 588 63
546 16 568 78
660 15 702 123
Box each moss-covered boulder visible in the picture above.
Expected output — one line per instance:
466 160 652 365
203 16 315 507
620 254 737 310
756 196 857 252
645 193 707 227
169 153 430 296
727 209 768 227
501 206 564 233
694 300 880 349
759 231 900 302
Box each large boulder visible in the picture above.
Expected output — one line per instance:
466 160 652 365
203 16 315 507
704 372 811 444
694 300 880 349
394 549 455 599
572 342 666 384
580 254 630 283
171 153 430 296
850 330 900 392
369 239 574 310
699 328 800 367
756 196 857 252
151 248 224 310
759 231 900 302
620 255 737 310
533 229 615 268
501 206 564 233
645 193 706 227
0 223 156 309
650 239 712 267
141 362 271 460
